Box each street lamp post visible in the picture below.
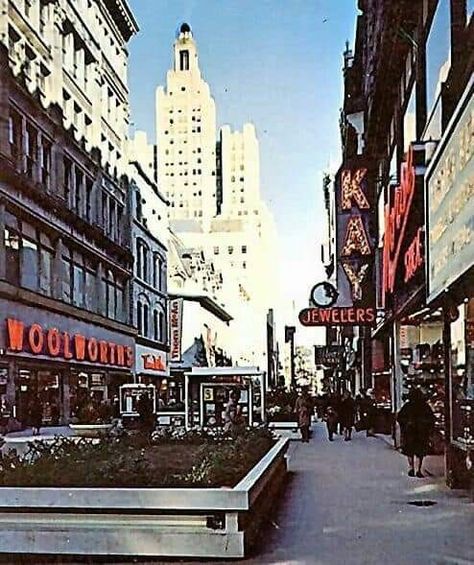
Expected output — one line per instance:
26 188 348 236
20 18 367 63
285 325 296 389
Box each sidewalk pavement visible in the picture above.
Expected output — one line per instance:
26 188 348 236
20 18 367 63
175 423 473 565
1 424 472 565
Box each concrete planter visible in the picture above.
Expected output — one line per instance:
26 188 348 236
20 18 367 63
68 423 114 438
0 437 288 559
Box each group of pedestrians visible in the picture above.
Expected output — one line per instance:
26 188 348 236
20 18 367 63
294 385 436 478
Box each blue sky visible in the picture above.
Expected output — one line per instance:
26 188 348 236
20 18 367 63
127 0 358 345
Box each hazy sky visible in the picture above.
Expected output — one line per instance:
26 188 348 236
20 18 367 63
127 0 358 346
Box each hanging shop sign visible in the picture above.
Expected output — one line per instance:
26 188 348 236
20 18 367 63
169 298 183 362
299 306 375 326
381 142 428 317
314 345 344 367
383 145 417 294
300 159 376 327
5 318 134 368
135 344 168 376
426 78 474 303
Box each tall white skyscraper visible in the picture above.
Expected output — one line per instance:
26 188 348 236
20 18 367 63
156 23 217 224
155 24 279 368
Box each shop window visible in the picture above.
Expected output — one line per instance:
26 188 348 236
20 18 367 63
426 0 451 121
450 299 474 444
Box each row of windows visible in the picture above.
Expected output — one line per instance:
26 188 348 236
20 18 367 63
3 212 127 323
8 107 124 244
136 239 166 291
136 300 166 342
164 169 202 176
214 245 247 255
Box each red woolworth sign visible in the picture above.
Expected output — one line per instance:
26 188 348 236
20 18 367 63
299 307 376 326
6 319 134 368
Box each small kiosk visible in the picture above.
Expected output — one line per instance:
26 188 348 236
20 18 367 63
184 366 265 430
119 383 156 423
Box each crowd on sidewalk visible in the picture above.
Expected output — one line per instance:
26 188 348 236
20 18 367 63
294 386 437 479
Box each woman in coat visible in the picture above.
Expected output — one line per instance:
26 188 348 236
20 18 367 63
397 388 435 477
339 390 356 441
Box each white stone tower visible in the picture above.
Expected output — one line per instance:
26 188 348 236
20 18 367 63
155 23 217 225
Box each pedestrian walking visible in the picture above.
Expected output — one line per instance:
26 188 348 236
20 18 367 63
294 387 312 443
323 405 338 441
397 388 435 478
28 398 43 436
339 390 356 441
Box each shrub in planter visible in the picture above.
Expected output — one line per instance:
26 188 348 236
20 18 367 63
0 426 276 488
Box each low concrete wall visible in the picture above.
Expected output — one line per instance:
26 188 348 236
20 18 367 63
0 437 289 559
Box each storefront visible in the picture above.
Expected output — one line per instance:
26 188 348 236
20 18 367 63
0 300 134 429
426 77 474 488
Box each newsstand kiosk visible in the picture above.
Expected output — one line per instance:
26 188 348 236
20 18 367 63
184 366 265 430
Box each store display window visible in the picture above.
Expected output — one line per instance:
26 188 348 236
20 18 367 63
449 299 474 446
156 377 185 412
399 323 445 438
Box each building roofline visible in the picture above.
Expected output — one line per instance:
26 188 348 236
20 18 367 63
129 161 169 205
103 0 139 41
169 292 233 323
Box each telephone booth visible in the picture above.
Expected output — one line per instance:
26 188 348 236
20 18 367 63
184 367 265 430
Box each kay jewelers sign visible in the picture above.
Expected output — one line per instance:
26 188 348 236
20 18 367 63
426 78 474 302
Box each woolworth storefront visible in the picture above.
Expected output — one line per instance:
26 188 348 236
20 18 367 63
0 300 135 430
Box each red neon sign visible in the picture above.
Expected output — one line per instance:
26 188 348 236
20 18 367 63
299 307 376 326
6 319 133 367
404 227 423 283
383 146 416 295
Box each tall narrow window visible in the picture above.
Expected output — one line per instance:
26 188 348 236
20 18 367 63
143 303 149 337
5 228 20 285
137 301 143 334
24 122 37 179
159 311 165 342
153 309 159 341
179 50 189 71
39 138 51 189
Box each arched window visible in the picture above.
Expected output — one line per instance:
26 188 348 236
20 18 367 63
137 300 143 334
136 239 150 282
143 303 149 337
153 309 159 341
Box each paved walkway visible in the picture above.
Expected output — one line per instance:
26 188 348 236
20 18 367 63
237 424 474 565
2 425 473 565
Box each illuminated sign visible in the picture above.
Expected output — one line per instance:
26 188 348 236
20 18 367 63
426 79 474 302
6 318 133 367
299 307 376 326
404 227 423 283
383 146 416 294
